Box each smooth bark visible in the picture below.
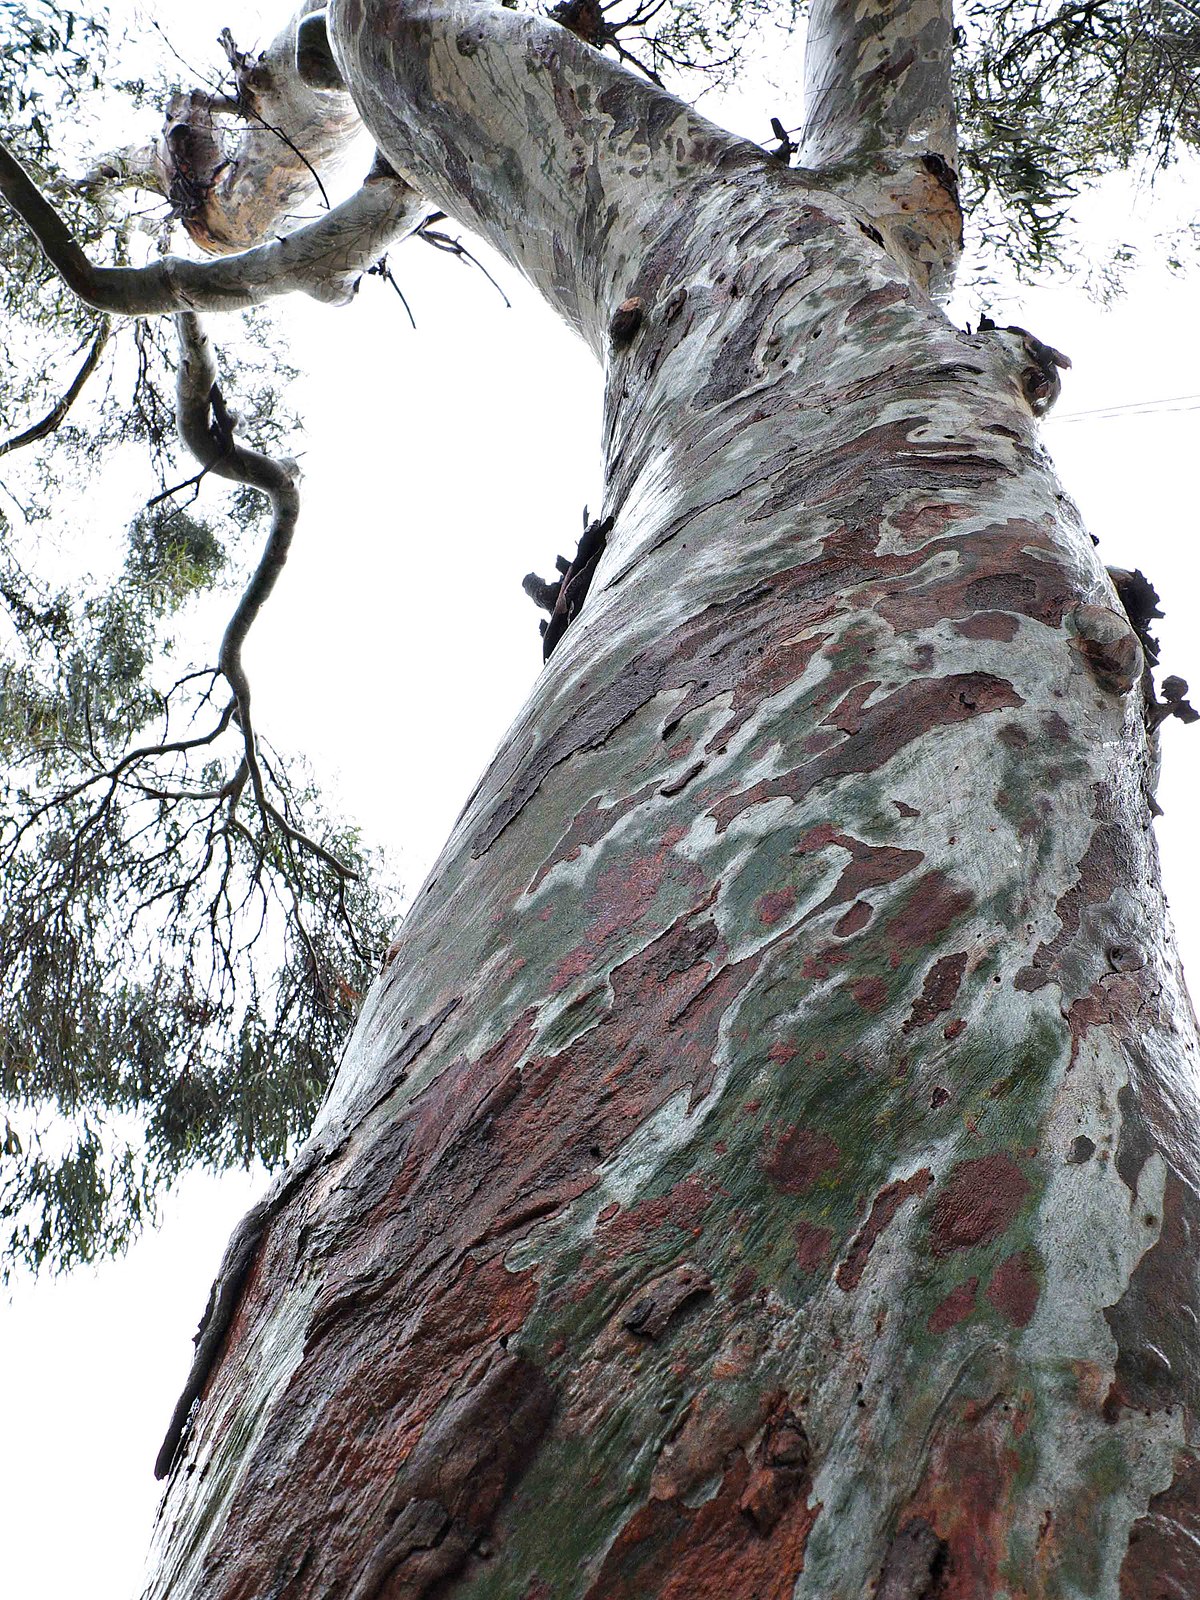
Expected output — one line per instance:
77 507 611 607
136 3 1200 1597
0 139 428 311
800 0 962 296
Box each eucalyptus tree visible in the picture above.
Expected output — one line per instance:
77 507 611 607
4 0 1200 1592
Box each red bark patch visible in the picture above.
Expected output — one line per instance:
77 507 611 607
756 886 796 926
587 854 671 944
928 1277 979 1334
527 780 659 894
710 674 1023 833
850 975 890 1013
763 1125 840 1194
836 1169 933 1290
1016 819 1125 992
904 952 968 1032
874 521 1071 638
929 1154 1030 1257
986 1249 1040 1328
739 1408 811 1534
885 872 974 958
834 899 872 936
827 680 881 733
846 282 910 322
955 611 1020 642
1119 1453 1200 1598
820 839 925 910
731 1265 758 1301
794 822 841 854
890 1388 1023 1598
794 1220 835 1273
590 1176 715 1261
1104 1167 1200 1419
581 1448 817 1600
551 849 705 991
551 942 595 991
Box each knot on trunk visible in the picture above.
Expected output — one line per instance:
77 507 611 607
977 316 1071 415
1068 603 1143 695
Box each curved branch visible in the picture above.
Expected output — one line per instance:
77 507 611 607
0 139 430 314
173 313 359 884
327 0 773 351
0 318 111 460
174 312 300 703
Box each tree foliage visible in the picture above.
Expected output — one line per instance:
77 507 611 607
954 0 1200 280
0 1 398 1277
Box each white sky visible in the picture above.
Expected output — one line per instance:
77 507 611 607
2 5 1199 1597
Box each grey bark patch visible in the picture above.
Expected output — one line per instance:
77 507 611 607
382 997 463 1085
154 1142 326 1479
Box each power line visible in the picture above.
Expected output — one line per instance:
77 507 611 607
1048 393 1200 424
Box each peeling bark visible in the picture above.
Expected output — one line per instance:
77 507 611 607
161 1 363 253
138 3 1200 1597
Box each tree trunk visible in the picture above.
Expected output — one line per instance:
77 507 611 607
144 3 1200 1596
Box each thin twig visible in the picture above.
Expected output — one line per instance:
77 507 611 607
0 319 112 459
419 226 512 308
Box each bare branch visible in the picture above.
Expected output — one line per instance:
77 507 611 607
0 139 431 315
0 317 111 460
172 313 359 884
418 226 512 308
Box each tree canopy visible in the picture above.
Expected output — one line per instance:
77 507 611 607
2 0 1198 1279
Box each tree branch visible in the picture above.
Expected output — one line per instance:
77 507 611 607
0 319 111 460
801 0 957 170
799 0 962 295
327 0 773 352
173 313 359 883
0 139 430 314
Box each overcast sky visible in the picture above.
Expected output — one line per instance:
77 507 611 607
2 4 1199 1597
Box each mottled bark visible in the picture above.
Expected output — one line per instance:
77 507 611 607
800 0 962 296
161 1 363 253
142 3 1200 1598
